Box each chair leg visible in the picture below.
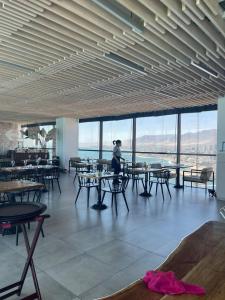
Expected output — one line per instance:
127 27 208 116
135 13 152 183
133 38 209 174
114 194 118 216
75 187 81 204
32 191 37 202
73 173 77 183
51 179 54 190
16 225 20 246
36 191 42 203
132 179 135 190
156 182 159 195
48 180 51 192
56 178 61 193
166 182 172 198
87 188 90 207
141 179 144 189
111 193 114 207
102 191 106 203
191 181 192 188
149 182 153 193
160 184 165 202
122 192 129 212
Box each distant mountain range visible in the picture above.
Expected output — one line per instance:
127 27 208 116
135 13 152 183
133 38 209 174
80 129 217 154
127 129 217 153
135 129 216 145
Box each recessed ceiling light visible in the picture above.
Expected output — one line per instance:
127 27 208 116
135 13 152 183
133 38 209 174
104 52 148 75
92 0 144 33
191 61 218 78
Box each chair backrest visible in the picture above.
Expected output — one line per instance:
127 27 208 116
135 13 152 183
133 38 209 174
154 169 171 183
97 159 109 165
135 162 144 168
97 159 111 171
77 174 96 186
70 157 81 162
44 166 60 178
70 157 81 167
151 163 162 169
109 176 129 192
200 167 213 181
38 159 47 165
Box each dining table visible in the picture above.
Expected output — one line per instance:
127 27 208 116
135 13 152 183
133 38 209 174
162 164 191 189
100 221 225 300
129 167 162 197
0 164 56 174
78 171 118 210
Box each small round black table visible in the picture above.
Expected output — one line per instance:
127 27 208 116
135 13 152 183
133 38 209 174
0 202 49 300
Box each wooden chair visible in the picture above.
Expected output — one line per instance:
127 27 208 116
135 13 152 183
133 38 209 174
150 163 176 180
75 174 99 207
127 163 145 191
149 169 172 201
182 167 214 191
15 188 44 246
101 176 129 216
69 157 81 173
43 167 61 193
96 159 112 172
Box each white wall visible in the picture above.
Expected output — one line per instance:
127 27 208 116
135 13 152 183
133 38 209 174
216 97 225 200
56 118 79 169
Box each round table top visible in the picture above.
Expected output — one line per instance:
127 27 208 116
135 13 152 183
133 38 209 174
0 202 47 223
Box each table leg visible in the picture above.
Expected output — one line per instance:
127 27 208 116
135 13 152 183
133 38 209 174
140 172 152 197
17 219 44 299
174 168 183 189
91 178 108 210
0 217 45 300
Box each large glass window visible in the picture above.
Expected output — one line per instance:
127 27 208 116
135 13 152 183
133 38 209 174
136 115 177 153
181 111 217 155
79 121 99 159
102 119 132 160
78 110 217 183
181 111 217 171
136 115 177 165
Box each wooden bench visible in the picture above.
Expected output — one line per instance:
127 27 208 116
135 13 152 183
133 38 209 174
100 221 225 300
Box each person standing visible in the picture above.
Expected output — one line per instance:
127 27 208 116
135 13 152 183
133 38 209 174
111 140 124 177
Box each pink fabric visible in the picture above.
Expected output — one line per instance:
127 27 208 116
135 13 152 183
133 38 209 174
143 271 205 295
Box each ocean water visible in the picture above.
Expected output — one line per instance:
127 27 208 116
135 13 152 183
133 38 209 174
78 150 175 165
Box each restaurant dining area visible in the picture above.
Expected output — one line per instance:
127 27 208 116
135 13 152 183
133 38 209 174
1 1 225 300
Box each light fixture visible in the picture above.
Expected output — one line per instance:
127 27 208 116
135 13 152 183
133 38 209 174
104 52 148 75
92 0 144 33
191 61 218 78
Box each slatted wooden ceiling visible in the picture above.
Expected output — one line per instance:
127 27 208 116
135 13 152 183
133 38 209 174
0 0 224 122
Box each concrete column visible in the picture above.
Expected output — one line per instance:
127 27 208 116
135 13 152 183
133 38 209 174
216 97 225 200
56 118 79 169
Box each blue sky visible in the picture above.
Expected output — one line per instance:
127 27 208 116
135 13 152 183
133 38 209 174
79 111 217 145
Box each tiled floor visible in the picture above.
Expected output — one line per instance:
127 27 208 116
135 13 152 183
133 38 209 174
1 172 224 299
